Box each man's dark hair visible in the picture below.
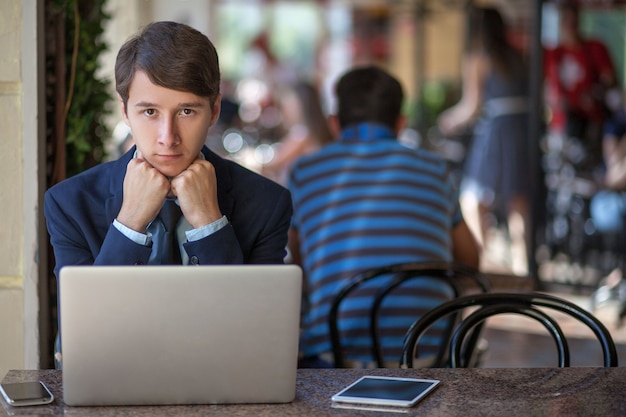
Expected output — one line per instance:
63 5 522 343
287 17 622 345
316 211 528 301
115 21 220 110
334 66 404 129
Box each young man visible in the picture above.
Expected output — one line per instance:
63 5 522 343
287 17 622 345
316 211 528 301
45 21 292 276
288 66 480 367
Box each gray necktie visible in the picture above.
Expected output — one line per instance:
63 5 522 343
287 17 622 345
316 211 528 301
159 199 183 264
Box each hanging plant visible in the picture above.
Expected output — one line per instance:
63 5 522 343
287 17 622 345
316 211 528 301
46 0 112 184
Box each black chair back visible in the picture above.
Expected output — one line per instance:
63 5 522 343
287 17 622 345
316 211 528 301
400 292 619 368
329 261 490 368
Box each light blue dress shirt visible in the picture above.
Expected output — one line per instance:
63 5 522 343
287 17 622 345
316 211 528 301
113 213 227 265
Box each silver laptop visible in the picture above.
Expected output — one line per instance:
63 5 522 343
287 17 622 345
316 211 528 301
59 265 302 406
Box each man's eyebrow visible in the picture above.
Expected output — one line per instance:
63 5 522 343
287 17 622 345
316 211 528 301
177 101 207 108
133 101 207 108
133 101 157 108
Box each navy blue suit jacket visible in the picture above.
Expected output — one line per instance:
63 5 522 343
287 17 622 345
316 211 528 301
44 146 293 278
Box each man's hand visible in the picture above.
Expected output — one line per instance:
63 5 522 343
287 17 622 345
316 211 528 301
170 158 223 228
117 156 171 233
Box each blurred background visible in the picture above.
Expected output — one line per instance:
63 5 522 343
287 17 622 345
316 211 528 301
5 0 626 372
97 0 626 290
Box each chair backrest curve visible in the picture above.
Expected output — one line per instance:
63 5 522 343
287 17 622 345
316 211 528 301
329 261 489 368
400 292 619 368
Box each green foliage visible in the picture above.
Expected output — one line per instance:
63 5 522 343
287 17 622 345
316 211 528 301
68 0 112 175
54 0 112 177
409 81 460 135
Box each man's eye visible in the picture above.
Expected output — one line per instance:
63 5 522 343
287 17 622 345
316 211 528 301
144 109 156 116
181 108 194 116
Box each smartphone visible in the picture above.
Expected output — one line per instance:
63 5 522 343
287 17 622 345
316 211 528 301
0 381 54 407
331 376 440 408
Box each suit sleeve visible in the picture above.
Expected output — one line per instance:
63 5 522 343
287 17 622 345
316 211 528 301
182 186 293 264
245 186 293 264
183 223 244 264
44 189 152 278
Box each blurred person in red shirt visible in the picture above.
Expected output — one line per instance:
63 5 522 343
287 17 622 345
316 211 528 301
544 2 617 167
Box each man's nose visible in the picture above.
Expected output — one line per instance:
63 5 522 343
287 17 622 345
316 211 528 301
158 117 179 145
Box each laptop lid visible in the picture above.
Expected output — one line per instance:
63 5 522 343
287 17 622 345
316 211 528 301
59 265 302 406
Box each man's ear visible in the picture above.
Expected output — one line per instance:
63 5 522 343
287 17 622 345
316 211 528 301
328 115 341 137
210 93 222 127
395 115 407 135
118 93 130 126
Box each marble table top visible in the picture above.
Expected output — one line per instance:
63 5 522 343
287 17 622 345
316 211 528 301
2 367 625 416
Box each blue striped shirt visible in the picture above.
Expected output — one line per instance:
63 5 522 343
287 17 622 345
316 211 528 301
289 123 463 362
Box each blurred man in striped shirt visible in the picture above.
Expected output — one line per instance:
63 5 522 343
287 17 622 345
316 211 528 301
288 66 480 367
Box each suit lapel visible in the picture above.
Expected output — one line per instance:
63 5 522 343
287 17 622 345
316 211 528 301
203 147 235 218
105 148 134 222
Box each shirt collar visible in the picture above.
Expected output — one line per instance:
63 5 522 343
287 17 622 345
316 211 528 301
339 123 395 142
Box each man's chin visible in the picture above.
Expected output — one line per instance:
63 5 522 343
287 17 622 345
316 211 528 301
143 153 198 178
154 164 186 179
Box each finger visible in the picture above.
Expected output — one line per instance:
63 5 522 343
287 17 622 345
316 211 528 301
168 178 177 198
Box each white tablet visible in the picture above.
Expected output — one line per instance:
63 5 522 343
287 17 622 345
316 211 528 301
331 376 440 408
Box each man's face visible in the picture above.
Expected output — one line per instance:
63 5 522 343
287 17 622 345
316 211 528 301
559 9 579 39
122 70 221 178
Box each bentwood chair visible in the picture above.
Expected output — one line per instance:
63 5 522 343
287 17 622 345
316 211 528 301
328 261 490 368
400 292 619 368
